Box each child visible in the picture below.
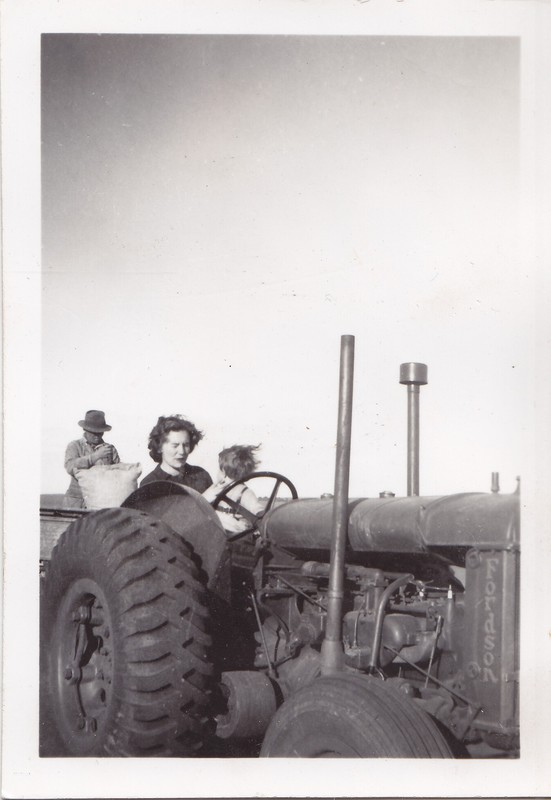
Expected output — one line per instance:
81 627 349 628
203 445 265 535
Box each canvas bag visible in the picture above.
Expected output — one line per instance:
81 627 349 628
75 462 142 509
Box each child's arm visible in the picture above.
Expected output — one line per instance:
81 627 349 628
239 486 265 515
202 477 230 504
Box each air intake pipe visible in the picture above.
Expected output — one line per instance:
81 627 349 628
399 362 428 496
320 335 354 675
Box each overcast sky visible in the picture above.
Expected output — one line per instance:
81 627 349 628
41 34 526 497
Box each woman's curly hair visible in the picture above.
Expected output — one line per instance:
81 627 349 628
148 415 204 463
218 444 261 481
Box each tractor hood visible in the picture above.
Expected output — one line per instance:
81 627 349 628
262 491 520 553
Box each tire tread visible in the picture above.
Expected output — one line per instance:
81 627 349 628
44 507 214 756
261 673 455 758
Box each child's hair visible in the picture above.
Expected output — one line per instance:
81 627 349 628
219 444 261 481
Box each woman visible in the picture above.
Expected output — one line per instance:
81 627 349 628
140 414 212 492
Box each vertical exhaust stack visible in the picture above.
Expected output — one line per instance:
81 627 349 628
321 335 355 675
400 362 428 497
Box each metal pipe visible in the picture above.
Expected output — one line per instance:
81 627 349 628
383 645 480 710
399 362 428 496
407 384 420 495
424 614 443 688
321 335 355 675
368 573 414 670
249 591 276 679
274 574 326 611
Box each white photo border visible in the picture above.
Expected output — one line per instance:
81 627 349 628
2 1 551 797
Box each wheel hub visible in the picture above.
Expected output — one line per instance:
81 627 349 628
53 579 115 747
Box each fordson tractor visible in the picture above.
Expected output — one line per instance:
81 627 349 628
40 336 519 758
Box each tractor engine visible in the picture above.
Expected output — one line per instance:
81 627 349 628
249 486 519 753
253 551 463 685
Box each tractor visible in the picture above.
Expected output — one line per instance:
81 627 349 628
40 336 519 757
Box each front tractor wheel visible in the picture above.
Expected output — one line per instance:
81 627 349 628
260 674 455 758
43 507 214 756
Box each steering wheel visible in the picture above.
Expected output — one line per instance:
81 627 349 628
211 471 298 541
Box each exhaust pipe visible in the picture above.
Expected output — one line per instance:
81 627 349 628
400 362 428 496
321 335 355 675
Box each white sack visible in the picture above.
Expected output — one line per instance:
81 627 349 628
75 463 142 509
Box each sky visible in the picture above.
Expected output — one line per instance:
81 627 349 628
40 33 526 498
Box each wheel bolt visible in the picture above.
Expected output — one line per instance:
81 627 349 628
76 717 85 731
64 668 72 680
85 717 97 733
104 627 110 639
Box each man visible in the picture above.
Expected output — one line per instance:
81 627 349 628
140 415 212 492
64 410 120 508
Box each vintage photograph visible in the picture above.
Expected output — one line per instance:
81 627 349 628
2 2 550 797
39 32 521 759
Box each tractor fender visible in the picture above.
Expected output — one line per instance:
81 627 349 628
123 481 230 596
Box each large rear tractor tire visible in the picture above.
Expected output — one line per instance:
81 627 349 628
42 507 214 756
260 673 455 758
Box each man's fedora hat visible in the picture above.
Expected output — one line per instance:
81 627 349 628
78 410 112 433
